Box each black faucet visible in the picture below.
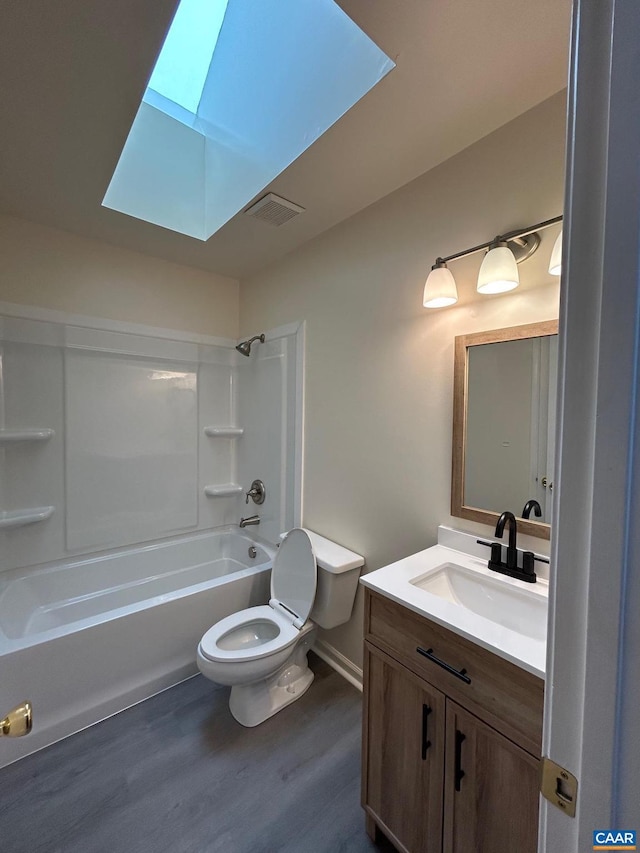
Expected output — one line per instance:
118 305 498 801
521 499 542 520
476 510 537 582
495 510 518 570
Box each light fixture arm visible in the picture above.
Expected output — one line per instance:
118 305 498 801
438 214 563 265
501 214 563 244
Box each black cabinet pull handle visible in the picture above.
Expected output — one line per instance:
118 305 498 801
421 704 432 759
454 730 466 791
416 647 471 684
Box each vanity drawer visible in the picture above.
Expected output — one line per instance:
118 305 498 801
365 589 544 755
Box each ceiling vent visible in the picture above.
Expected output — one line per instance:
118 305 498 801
244 193 305 226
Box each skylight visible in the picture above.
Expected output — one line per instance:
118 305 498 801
103 0 395 241
146 0 228 115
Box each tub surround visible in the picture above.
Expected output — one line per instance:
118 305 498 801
0 306 303 575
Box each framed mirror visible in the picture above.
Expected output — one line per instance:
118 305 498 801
451 320 559 540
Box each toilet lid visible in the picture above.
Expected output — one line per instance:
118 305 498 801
271 528 317 624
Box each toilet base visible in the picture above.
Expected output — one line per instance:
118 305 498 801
228 631 316 727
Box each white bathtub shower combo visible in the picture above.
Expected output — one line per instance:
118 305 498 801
0 530 273 766
0 305 312 768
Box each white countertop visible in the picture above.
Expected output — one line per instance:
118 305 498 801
360 540 548 679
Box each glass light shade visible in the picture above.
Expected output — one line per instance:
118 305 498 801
549 229 562 275
423 265 458 308
477 245 519 294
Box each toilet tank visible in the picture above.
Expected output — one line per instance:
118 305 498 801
297 529 364 629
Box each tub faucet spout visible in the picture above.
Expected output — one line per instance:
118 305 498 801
239 515 260 528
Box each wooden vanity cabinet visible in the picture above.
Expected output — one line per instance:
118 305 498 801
364 645 446 852
442 701 540 853
362 589 544 853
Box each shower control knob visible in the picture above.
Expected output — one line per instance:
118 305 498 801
245 479 266 505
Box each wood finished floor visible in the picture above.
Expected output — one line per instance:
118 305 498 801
0 655 395 853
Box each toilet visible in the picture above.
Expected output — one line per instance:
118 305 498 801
197 527 364 727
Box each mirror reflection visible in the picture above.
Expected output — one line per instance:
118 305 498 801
452 321 559 539
465 336 557 522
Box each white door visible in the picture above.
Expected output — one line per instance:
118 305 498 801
541 0 640 848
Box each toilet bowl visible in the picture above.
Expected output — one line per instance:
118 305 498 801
197 527 363 727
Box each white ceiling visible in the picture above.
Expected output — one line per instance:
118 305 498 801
0 0 571 280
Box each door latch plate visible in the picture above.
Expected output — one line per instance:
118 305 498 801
540 757 578 817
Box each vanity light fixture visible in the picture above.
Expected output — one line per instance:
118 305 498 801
422 214 563 308
548 229 563 275
423 259 459 307
477 239 519 294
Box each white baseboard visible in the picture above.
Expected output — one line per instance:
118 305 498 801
313 639 363 691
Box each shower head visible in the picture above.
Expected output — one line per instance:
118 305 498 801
235 333 265 357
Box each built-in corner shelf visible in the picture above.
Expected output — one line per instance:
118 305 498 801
204 484 243 498
0 506 55 530
203 427 244 438
0 428 54 443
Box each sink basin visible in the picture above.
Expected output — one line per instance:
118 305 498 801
410 562 547 641
360 535 549 677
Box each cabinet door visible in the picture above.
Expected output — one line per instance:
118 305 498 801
363 642 445 853
443 700 540 853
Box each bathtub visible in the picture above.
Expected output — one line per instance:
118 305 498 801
0 529 273 768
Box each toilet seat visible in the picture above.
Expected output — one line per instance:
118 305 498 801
199 605 300 663
199 529 317 664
